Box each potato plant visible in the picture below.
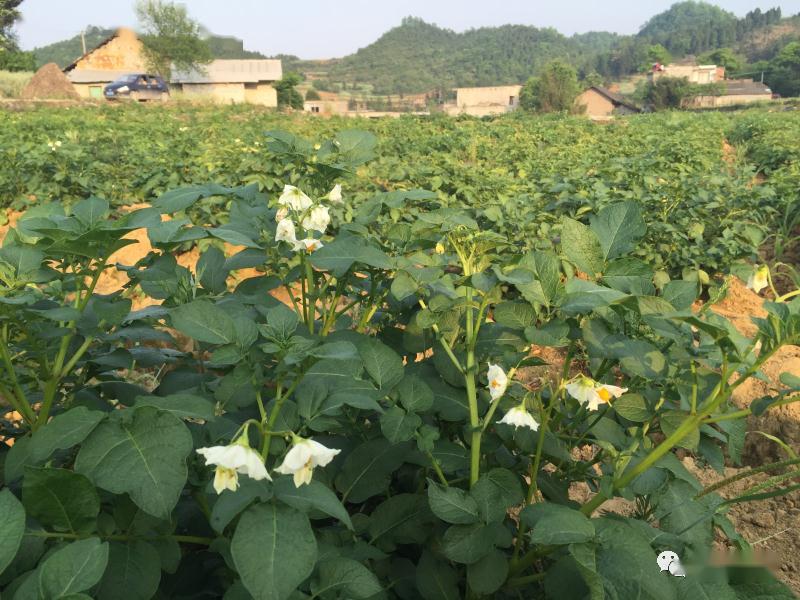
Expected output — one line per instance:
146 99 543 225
1 130 799 599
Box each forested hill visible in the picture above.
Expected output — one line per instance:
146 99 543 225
32 26 265 69
319 3 798 93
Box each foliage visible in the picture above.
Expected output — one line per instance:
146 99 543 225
305 88 321 101
275 72 305 109
766 41 800 98
134 0 212 79
1 126 799 599
699 47 744 73
0 67 29 97
0 48 32 71
0 0 23 51
643 43 672 70
32 25 114 68
519 60 580 113
644 76 724 110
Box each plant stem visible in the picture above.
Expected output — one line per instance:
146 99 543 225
696 457 800 498
463 274 480 489
304 258 316 334
425 450 449 486
0 326 34 422
25 530 215 545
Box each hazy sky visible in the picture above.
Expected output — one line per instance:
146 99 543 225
15 0 800 59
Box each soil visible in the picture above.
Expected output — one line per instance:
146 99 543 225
20 63 79 101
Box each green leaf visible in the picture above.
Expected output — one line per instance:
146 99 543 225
521 503 595 545
663 280 698 311
660 411 700 451
231 503 317 600
0 245 44 278
72 197 109 228
613 393 651 423
38 538 109 598
367 494 430 544
170 300 237 344
75 407 193 520
198 246 229 294
590 202 646 260
441 523 494 564
95 541 161 600
313 558 382 599
560 279 627 314
467 550 508 596
560 216 605 277
209 477 273 534
153 185 211 213
273 476 353 530
415 551 460 600
22 467 100 534
397 375 434 412
358 338 404 390
380 406 422 444
310 236 393 277
208 227 261 249
427 481 480 525
335 439 410 503
133 393 216 420
470 468 524 524
493 301 537 330
0 489 25 576
5 407 105 481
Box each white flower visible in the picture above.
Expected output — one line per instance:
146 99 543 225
275 218 297 245
498 405 539 430
278 185 313 212
566 376 627 411
487 363 508 401
275 438 340 487
293 238 324 254
746 265 770 294
197 443 271 495
275 206 289 222
301 205 330 234
328 184 343 204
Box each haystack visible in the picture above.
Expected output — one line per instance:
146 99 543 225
20 63 79 100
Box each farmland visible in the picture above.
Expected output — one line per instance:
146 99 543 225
1 104 800 599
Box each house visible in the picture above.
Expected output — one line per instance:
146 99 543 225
649 63 725 84
63 28 147 98
576 86 641 118
687 79 773 108
444 85 522 116
304 99 350 115
171 59 282 105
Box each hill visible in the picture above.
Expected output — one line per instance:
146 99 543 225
32 26 266 69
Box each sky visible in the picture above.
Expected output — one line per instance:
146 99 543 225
15 0 800 59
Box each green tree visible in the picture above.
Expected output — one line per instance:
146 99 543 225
134 0 212 79
767 41 800 98
645 76 692 110
643 44 672 71
519 60 580 113
0 0 23 51
0 48 33 71
582 71 604 89
305 88 321 101
274 72 304 109
699 47 742 73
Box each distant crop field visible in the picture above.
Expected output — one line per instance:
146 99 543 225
0 70 32 98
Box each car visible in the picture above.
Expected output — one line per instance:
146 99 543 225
104 74 169 101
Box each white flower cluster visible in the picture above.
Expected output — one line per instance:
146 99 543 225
488 363 540 432
274 184 343 254
566 375 627 411
197 435 341 495
746 265 770 294
47 140 62 152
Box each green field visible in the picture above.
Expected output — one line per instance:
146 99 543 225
1 104 800 599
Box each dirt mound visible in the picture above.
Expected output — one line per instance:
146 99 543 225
20 63 79 100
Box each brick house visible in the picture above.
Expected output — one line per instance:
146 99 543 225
63 28 147 98
171 60 283 106
575 86 641 118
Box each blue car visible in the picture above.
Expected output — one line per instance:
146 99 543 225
104 74 169 101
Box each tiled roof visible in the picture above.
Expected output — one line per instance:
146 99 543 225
724 80 772 96
589 87 641 112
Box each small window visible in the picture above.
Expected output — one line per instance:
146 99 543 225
244 82 258 90
311 106 320 113
509 96 516 106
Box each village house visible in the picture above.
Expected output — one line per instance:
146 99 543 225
576 86 641 118
171 60 283 106
444 85 522 116
687 79 773 108
63 27 147 98
649 62 725 84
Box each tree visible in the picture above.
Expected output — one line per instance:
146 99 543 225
0 48 33 71
519 60 580 113
305 88 321 101
767 42 800 97
0 0 24 51
699 47 742 74
134 0 212 79
274 72 304 109
645 76 692 110
582 71 604 89
643 44 672 71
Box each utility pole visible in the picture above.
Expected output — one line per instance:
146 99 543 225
80 29 86 55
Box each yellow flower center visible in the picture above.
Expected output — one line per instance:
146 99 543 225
490 379 502 389
597 388 612 403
